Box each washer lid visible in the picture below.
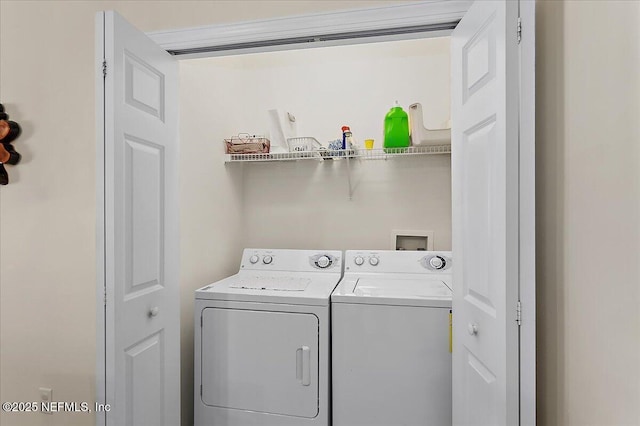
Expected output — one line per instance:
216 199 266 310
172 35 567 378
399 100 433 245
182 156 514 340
355 278 451 298
332 277 452 307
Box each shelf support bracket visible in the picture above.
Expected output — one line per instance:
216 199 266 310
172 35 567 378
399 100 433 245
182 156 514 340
346 153 353 201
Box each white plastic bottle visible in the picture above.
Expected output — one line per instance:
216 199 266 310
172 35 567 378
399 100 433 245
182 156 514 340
341 125 354 150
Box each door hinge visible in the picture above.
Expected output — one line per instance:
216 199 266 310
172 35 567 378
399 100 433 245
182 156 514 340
448 310 452 353
102 60 107 78
516 301 522 326
517 17 522 44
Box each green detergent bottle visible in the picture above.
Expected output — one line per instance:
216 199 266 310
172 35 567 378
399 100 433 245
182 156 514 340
383 101 410 152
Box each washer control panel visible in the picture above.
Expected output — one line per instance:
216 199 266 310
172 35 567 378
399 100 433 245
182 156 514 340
345 250 452 274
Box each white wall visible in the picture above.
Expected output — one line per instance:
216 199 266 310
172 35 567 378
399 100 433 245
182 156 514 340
178 61 246 426
189 38 452 251
536 1 640 425
241 156 451 250
188 39 451 144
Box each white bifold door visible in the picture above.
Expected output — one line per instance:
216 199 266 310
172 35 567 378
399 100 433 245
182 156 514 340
96 11 180 426
451 1 521 425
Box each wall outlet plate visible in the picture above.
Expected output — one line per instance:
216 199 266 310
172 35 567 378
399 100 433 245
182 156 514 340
39 387 52 414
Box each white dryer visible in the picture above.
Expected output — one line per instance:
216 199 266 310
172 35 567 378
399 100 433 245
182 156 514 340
194 248 342 426
331 250 453 426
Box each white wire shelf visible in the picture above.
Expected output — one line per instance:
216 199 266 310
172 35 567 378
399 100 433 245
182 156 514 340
224 145 451 163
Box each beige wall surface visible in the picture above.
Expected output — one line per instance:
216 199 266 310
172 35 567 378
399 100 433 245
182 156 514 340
536 1 640 425
187 38 452 253
1 1 639 426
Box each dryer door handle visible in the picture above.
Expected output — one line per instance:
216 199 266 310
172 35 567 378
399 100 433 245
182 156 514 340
296 346 310 386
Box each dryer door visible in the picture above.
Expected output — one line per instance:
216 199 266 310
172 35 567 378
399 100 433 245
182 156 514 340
201 308 319 418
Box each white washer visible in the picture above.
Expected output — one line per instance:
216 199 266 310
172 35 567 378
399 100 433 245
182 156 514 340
331 250 452 426
195 248 342 426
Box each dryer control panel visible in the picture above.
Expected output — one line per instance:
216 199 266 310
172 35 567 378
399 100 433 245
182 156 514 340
240 248 342 272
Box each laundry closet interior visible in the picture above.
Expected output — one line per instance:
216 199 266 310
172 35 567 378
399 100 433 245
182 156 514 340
179 35 455 426
179 35 453 280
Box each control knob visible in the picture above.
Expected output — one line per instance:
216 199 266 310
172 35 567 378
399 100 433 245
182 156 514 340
249 255 259 264
263 255 273 265
369 256 379 266
316 255 331 268
354 256 364 266
429 256 446 270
